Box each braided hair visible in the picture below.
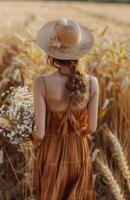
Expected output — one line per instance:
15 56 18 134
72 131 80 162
46 55 89 105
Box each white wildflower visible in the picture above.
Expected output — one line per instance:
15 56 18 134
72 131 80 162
0 86 35 145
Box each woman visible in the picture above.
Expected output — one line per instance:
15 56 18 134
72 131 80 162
32 18 99 200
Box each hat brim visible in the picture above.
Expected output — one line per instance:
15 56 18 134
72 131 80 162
36 20 95 60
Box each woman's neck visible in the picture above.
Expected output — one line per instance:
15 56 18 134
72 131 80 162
59 65 73 75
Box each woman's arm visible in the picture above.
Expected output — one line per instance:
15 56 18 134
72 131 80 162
32 76 46 144
87 76 99 134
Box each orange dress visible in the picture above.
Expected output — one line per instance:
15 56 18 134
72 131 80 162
34 96 96 200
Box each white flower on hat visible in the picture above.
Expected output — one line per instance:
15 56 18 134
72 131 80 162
51 38 62 48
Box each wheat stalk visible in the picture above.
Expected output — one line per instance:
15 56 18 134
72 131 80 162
103 127 130 193
96 157 126 200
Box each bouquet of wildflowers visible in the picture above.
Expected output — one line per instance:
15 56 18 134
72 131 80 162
0 86 36 146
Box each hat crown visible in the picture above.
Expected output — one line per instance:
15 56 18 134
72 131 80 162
50 18 81 48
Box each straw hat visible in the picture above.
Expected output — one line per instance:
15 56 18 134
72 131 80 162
36 18 95 60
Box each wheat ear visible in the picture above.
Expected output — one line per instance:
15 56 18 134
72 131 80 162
97 158 126 200
104 127 130 193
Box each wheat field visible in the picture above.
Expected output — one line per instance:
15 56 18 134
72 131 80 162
0 1 130 200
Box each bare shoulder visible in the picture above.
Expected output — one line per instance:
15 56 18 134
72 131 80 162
33 75 44 88
89 75 99 96
33 73 54 89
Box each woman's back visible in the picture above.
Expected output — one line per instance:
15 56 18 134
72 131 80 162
41 70 91 111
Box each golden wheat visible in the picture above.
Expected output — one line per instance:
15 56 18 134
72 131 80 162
102 126 130 193
96 155 126 200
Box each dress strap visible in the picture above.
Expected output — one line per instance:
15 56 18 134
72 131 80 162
42 76 47 103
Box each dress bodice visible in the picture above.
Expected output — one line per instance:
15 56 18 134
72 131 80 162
44 101 91 140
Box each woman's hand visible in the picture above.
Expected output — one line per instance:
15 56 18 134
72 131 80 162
80 126 94 140
30 132 43 148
